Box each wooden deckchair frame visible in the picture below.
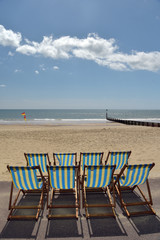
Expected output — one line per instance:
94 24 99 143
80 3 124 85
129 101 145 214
7 165 45 220
47 166 80 219
114 163 156 217
82 165 116 218
53 152 77 166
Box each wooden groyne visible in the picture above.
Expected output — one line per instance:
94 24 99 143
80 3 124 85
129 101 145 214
106 111 160 127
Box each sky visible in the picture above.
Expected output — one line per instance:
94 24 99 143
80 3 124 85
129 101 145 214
0 0 160 109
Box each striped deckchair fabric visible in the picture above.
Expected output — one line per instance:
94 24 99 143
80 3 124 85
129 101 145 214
105 151 131 170
7 165 44 220
48 166 76 189
24 153 51 174
84 165 115 188
53 153 77 166
47 165 80 218
114 163 155 217
82 164 116 218
80 152 104 171
8 166 43 190
119 164 153 187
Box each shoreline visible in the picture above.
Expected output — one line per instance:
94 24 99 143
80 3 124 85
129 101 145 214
0 123 160 181
0 120 108 126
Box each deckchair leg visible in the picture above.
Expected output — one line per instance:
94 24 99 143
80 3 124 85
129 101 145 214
116 183 132 217
117 181 124 208
48 188 54 218
8 182 14 210
10 189 22 210
74 179 79 218
83 185 89 218
82 178 84 208
136 184 156 215
146 179 153 205
106 186 116 218
78 175 81 211
117 182 156 217
83 187 89 218
8 185 21 220
35 189 44 220
83 185 87 214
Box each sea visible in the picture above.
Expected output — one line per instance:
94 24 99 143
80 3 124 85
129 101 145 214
0 109 160 125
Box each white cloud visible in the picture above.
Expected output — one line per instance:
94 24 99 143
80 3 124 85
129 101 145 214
1 24 160 72
14 69 21 73
53 66 59 70
0 84 6 87
15 33 160 72
40 64 46 71
16 34 117 61
16 44 37 55
35 70 39 74
0 25 22 47
8 51 14 56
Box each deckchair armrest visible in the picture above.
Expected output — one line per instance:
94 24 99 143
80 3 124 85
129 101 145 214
114 164 127 185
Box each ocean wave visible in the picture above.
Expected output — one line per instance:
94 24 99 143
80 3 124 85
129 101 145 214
61 119 106 121
0 118 108 125
127 118 160 122
34 118 56 121
33 118 106 121
1 117 160 125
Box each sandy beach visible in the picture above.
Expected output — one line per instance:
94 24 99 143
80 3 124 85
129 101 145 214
0 122 160 181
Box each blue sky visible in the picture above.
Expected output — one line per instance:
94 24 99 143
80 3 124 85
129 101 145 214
0 0 160 109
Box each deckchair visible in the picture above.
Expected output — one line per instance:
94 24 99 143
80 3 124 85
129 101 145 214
105 151 131 171
114 163 155 217
53 152 77 166
24 153 51 177
82 165 116 218
7 165 44 220
80 152 104 174
47 166 80 218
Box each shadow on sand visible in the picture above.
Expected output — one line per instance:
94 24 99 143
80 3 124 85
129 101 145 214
129 215 160 235
0 220 40 239
116 189 160 235
82 191 127 237
46 218 83 238
87 216 127 237
0 192 45 239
